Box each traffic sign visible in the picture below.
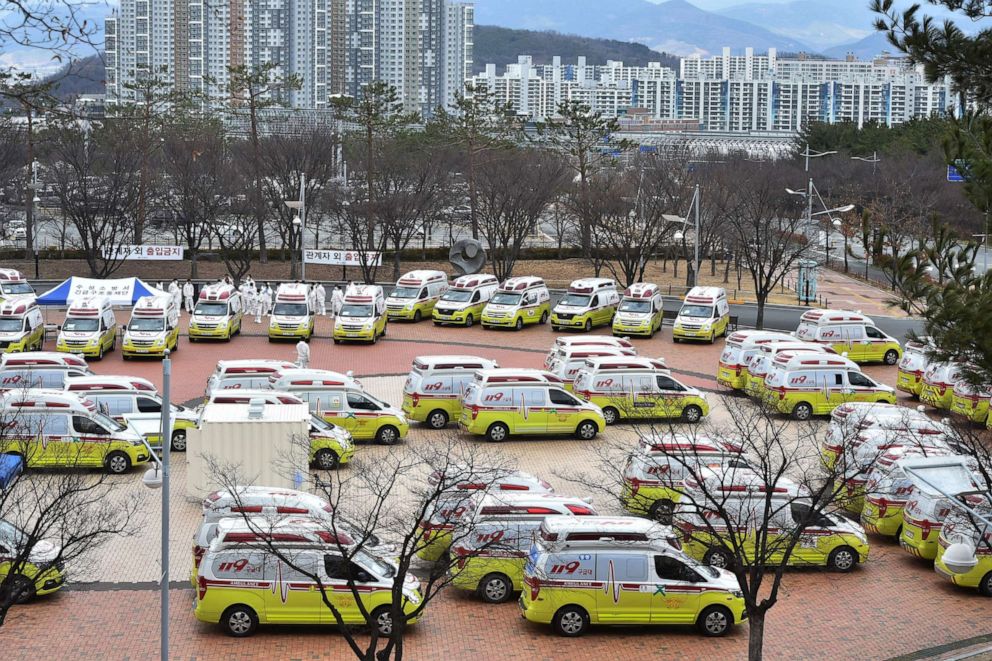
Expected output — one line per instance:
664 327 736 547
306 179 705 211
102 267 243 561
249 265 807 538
947 165 966 182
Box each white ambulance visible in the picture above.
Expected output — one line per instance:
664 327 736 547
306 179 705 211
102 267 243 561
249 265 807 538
672 287 730 344
432 274 499 327
122 294 180 359
333 284 387 344
0 268 35 302
481 277 551 330
189 282 243 341
612 282 665 338
268 282 315 341
550 278 619 332
386 270 448 322
0 296 44 353
56 296 117 359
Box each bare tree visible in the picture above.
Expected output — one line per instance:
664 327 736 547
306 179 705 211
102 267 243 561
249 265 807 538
43 118 141 277
213 206 260 283
475 147 568 280
207 435 514 661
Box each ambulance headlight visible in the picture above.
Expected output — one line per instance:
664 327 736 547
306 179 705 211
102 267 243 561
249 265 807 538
731 589 743 598
943 542 979 574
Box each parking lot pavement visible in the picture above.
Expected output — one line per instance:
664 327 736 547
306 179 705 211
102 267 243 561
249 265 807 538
7 319 976 660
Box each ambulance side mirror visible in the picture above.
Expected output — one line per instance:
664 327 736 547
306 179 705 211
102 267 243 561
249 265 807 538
355 570 373 583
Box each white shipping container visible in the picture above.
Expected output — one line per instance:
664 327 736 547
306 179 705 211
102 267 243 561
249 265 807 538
185 402 311 500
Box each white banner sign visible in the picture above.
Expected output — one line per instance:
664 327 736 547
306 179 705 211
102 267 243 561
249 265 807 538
304 249 382 266
101 245 185 261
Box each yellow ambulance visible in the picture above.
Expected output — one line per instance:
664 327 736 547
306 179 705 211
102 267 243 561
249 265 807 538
56 296 117 359
189 282 244 342
672 287 730 344
900 459 981 560
0 297 44 353
458 369 605 442
612 282 664 338
819 401 949 470
0 268 35 303
934 496 992 596
920 362 965 410
546 346 631 391
333 284 387 344
550 278 619 332
481 277 551 330
743 342 834 399
950 380 990 425
432 274 498 327
386 270 448 322
0 518 66 601
573 356 708 425
122 294 180 358
544 336 636 370
401 355 499 429
897 338 932 397
519 516 746 637
861 451 956 538
268 282 314 341
716 330 793 390
794 308 902 364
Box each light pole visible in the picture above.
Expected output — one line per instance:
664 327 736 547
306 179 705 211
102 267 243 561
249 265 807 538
673 184 701 287
141 351 172 661
802 144 837 173
787 181 854 268
285 173 307 281
851 151 880 175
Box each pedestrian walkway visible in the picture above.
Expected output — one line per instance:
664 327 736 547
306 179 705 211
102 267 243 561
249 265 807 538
816 269 908 318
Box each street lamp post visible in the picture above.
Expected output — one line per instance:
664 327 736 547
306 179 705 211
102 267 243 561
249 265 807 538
802 144 837 173
673 184 701 287
851 151 880 175
286 173 307 281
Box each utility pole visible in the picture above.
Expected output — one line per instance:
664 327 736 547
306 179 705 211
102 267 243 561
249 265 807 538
693 184 700 287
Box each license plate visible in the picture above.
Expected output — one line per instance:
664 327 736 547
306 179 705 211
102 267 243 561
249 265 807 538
136 349 148 353
903 529 914 539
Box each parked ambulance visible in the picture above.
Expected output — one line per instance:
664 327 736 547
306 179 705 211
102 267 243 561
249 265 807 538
612 282 664 338
189 282 243 341
333 284 387 344
271 368 408 444
0 352 90 391
899 457 982 560
743 341 835 399
415 468 554 562
620 432 749 522
481 277 551 330
672 287 730 344
920 362 965 410
401 355 499 429
0 268 35 302
550 278 619 332
820 401 951 470
543 336 636 370
0 517 66 601
934 496 992 595
860 450 957 537
432 274 498 327
268 282 314 341
65 374 157 395
761 352 895 420
519 516 746 637
573 356 708 425
794 308 901 365
897 337 932 397
458 368 605 442
716 330 794 390
56 296 116 359
950 380 991 424
122 294 180 358
546 346 631 390
449 492 598 603
0 389 149 473
205 359 298 397
386 270 448 322
0 297 44 353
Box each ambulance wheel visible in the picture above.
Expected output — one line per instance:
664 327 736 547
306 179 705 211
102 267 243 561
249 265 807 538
514 317 524 331
105 451 131 475
673 337 681 343
375 425 400 446
314 448 339 470
540 311 549 325
649 499 675 524
697 605 732 637
97 344 105 360
827 546 857 572
575 420 598 440
122 353 131 361
371 332 378 345
370 606 394 637
171 430 187 452
333 339 341 344
413 310 421 322
682 405 703 423
486 422 509 443
464 315 474 328
427 409 449 429
479 573 513 604
884 350 899 365
703 547 733 569
602 407 620 426
791 402 813 421
221 605 258 637
6 574 35 603
553 605 589 637
583 319 592 332
979 572 992 597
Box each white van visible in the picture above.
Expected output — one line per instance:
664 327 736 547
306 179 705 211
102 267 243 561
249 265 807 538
268 282 314 341
743 341 835 398
897 337 932 397
673 287 730 344
544 336 636 370
550 278 620 332
56 296 117 359
0 352 90 391
386 270 448 322
0 268 35 302
795 308 902 365
481 277 551 330
716 331 795 390
123 294 180 358
401 355 499 429
0 297 44 353
612 282 665 338
821 401 951 469
189 282 243 342
546 346 631 389
333 284 387 344
80 388 198 451
205 359 298 397
432 274 499 327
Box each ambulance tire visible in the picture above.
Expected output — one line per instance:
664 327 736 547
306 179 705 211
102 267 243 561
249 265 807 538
221 605 258 637
827 546 857 572
97 343 105 361
980 572 992 597
314 448 339 469
486 422 509 443
334 339 341 344
884 350 899 365
649 500 675 524
791 402 813 421
553 605 589 637
464 315 474 328
171 430 187 452
515 317 524 331
703 547 734 569
105 451 131 475
697 605 732 637
479 573 513 604
575 420 598 440
682 405 703 424
413 310 421 322
427 409 449 429
371 331 378 345
583 319 592 332
375 425 400 445
540 311 549 325
370 606 394 636
602 407 620 426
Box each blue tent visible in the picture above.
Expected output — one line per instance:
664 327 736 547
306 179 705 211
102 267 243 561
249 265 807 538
36 277 168 306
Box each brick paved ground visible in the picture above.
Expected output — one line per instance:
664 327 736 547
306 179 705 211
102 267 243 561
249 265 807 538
4 318 981 661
